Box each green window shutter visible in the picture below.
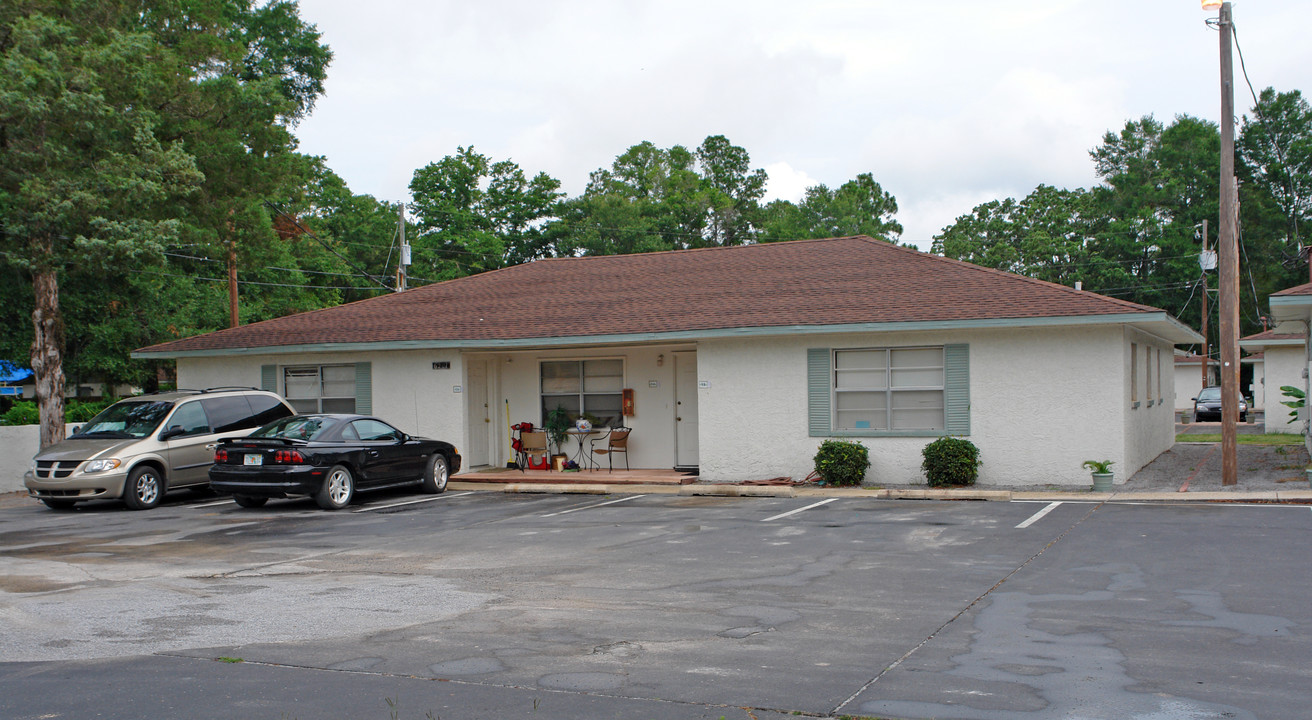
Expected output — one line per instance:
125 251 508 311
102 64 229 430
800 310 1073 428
260 365 277 393
944 344 970 435
807 348 832 436
355 362 372 415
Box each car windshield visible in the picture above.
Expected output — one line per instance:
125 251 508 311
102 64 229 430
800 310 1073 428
250 416 338 441
1197 388 1222 402
72 400 175 439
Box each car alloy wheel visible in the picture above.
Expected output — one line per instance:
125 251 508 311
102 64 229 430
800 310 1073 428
123 466 163 510
316 464 354 510
422 454 449 494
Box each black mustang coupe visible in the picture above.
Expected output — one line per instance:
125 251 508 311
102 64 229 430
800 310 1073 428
209 414 461 510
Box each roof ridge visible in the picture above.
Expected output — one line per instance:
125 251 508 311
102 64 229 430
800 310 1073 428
858 236 1162 315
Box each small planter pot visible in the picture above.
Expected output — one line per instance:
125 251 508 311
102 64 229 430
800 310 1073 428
1091 472 1114 492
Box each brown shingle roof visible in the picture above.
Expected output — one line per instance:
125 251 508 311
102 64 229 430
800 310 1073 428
134 236 1176 355
1272 282 1312 296
1240 330 1305 342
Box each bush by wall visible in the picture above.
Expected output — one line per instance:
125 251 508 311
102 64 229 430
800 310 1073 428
813 439 871 486
0 399 115 426
0 400 39 426
921 437 980 487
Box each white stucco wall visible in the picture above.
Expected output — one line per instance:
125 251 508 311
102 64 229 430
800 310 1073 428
176 323 1181 487
695 325 1141 487
0 424 76 494
179 349 468 454
179 344 692 471
1123 330 1176 481
1174 362 1209 413
471 345 687 470
1261 345 1306 433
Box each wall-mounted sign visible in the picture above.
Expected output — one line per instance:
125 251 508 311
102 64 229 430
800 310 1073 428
697 380 711 389
432 361 451 369
452 385 463 393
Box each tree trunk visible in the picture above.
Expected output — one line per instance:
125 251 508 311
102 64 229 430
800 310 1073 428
30 266 66 449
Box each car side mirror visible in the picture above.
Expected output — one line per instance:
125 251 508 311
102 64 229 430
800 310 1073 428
159 426 184 441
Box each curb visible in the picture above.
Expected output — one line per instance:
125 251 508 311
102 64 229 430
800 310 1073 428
448 481 1312 503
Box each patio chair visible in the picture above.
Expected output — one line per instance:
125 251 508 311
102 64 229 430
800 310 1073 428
519 430 550 472
590 427 631 472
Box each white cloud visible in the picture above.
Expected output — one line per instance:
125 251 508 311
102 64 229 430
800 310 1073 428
292 0 1312 246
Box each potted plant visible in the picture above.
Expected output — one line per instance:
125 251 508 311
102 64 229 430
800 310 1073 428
1082 459 1115 492
545 405 572 467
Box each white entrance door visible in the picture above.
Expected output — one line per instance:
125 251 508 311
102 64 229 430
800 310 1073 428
674 352 699 469
466 359 492 467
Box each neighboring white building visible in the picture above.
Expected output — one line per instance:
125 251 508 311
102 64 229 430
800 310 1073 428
1239 330 1305 431
1173 352 1218 414
133 236 1201 487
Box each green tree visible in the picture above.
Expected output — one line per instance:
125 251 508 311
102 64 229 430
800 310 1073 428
0 0 330 447
563 136 768 255
408 147 563 279
932 185 1098 285
1239 87 1312 255
1 1 203 446
760 173 903 243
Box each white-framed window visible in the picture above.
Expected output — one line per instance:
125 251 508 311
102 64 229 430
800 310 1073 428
540 359 624 427
1131 343 1139 404
283 365 357 414
1146 347 1153 405
833 346 945 431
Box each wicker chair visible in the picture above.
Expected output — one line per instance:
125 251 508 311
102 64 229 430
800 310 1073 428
590 427 631 472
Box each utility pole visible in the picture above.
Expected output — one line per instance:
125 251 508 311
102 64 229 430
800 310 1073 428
1215 1 1240 486
1200 219 1210 392
227 239 239 328
395 203 409 292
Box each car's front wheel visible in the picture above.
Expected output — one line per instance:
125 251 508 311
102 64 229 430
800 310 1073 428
123 466 164 510
421 454 449 494
316 464 354 510
232 494 268 508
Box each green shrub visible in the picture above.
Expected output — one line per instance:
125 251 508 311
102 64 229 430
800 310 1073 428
813 439 870 486
0 400 39 426
921 437 980 487
66 399 113 423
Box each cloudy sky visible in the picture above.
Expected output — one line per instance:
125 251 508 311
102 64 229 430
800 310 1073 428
292 0 1308 249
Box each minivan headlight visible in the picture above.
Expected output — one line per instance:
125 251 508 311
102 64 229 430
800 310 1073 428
83 458 122 473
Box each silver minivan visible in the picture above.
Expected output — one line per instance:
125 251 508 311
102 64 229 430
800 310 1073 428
24 388 295 510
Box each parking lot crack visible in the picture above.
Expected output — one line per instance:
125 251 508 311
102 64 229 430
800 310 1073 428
831 499 1106 715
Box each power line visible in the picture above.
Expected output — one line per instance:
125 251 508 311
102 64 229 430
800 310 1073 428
263 201 395 291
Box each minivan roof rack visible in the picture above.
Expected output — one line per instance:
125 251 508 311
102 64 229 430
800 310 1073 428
201 386 261 393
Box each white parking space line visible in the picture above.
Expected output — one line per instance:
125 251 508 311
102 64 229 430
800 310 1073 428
190 499 237 509
353 491 475 513
762 498 838 522
540 494 646 517
1016 501 1062 529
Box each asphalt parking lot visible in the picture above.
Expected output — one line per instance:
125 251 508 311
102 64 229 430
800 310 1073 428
1 489 1309 720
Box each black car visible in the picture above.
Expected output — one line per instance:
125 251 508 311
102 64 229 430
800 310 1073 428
1192 386 1248 423
209 414 460 510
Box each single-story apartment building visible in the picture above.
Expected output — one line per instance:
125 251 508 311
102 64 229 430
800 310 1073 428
132 236 1201 487
1239 329 1304 431
1173 351 1218 415
1264 283 1312 440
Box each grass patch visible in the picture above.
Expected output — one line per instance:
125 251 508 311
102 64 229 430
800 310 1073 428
1176 433 1305 445
215 656 243 663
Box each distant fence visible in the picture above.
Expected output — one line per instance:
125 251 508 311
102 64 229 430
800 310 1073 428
0 424 73 494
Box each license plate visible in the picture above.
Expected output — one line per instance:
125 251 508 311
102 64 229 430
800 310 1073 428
243 454 263 466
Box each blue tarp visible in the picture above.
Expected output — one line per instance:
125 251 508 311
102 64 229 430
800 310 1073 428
0 361 33 384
